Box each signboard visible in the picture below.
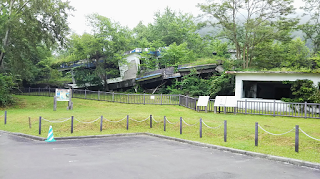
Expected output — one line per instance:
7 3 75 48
150 96 155 100
214 96 227 107
55 89 71 101
225 96 237 107
214 96 237 107
197 96 210 107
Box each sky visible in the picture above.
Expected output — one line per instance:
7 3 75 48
67 0 305 35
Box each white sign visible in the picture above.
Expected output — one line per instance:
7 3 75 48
150 96 155 100
225 96 237 107
214 96 237 107
214 96 227 107
197 96 210 107
55 89 71 101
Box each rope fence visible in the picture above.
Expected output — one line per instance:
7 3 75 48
2 111 320 153
258 125 295 136
299 128 320 142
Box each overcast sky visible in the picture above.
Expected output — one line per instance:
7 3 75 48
67 0 305 35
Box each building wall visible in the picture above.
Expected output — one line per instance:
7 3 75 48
107 53 140 84
235 73 320 100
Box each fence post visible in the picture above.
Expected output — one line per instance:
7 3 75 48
273 100 276 117
224 107 226 114
85 89 87 99
53 96 57 111
200 118 202 138
29 87 31 95
161 94 163 105
144 94 146 105
180 117 182 135
39 116 41 135
179 95 181 106
186 97 188 108
112 92 115 102
224 120 227 142
38 87 40 96
72 88 74 98
245 99 247 115
98 91 100 101
100 116 103 132
48 87 51 97
164 116 166 131
127 115 129 130
4 111 7 124
295 125 299 153
29 117 31 129
214 106 217 114
304 102 307 119
150 115 152 128
234 107 237 115
71 116 74 134
127 94 129 104
255 122 258 146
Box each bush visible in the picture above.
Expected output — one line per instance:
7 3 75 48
0 74 16 107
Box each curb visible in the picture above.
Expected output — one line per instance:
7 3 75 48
1 130 319 170
144 133 320 170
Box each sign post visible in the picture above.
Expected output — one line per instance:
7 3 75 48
196 96 210 113
54 89 73 111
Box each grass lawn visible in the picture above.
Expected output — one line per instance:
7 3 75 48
1 95 320 163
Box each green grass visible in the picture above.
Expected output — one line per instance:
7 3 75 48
1 95 320 163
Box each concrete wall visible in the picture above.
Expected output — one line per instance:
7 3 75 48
235 72 320 100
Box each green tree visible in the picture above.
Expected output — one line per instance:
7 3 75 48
160 42 194 67
0 0 74 75
300 0 320 54
198 0 297 69
69 14 133 91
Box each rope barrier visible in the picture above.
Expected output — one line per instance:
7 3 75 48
165 118 179 125
74 117 100 124
0 114 3 118
202 120 223 129
42 118 71 123
103 117 126 123
258 125 294 136
130 117 149 123
182 119 198 126
152 116 161 123
299 128 320 142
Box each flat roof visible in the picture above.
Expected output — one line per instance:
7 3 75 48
225 71 313 74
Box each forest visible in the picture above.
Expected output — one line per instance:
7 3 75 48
1 0 320 106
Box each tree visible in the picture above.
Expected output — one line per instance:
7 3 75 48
160 42 194 67
198 0 297 69
70 14 133 91
0 0 73 81
300 0 320 54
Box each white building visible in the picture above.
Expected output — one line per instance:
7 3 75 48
226 71 320 101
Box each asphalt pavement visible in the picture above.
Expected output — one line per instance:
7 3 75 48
0 131 319 179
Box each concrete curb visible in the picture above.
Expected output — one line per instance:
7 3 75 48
1 130 319 170
144 133 320 170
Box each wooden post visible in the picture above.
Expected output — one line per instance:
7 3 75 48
295 125 299 153
164 116 166 131
180 117 182 135
112 92 115 102
150 115 152 128
71 116 74 134
304 102 307 119
144 94 146 105
39 116 41 135
200 118 202 138
127 94 129 104
100 116 103 132
245 99 247 115
161 94 163 105
127 115 129 130
4 111 7 124
85 89 87 99
179 95 181 106
29 117 31 129
273 100 276 117
98 91 100 101
53 96 57 111
224 120 227 142
255 122 258 146
48 87 51 97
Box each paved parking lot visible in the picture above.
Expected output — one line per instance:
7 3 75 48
0 131 319 179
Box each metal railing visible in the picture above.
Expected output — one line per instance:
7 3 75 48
17 88 320 119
